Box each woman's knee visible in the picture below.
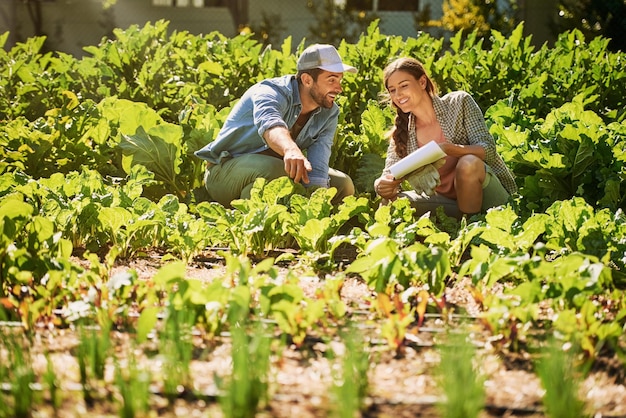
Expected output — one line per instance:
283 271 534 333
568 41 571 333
456 155 484 173
455 155 486 183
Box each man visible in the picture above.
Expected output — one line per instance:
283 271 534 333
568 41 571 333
194 44 357 207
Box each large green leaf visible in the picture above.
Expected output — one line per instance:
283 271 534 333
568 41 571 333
98 98 162 139
119 124 183 192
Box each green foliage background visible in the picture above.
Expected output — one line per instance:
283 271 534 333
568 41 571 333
1 19 625 214
1 23 626 410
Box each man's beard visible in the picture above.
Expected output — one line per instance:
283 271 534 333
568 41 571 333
310 86 335 109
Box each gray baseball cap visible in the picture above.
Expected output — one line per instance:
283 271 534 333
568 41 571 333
296 44 357 73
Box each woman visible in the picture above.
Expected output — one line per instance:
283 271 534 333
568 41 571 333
374 57 517 218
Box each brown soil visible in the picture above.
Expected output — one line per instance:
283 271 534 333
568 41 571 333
7 249 626 418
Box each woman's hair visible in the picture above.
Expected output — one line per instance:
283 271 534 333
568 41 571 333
382 57 437 158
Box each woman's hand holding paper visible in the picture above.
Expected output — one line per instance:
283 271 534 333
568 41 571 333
405 158 445 196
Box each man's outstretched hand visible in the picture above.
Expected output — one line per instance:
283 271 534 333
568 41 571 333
283 147 312 184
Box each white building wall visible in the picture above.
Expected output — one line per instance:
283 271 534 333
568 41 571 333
1 0 236 56
248 0 442 47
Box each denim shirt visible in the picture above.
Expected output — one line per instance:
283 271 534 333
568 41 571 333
194 75 339 187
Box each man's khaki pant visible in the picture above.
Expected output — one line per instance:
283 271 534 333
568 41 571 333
203 153 354 208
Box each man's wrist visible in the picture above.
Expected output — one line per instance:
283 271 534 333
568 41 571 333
283 145 302 156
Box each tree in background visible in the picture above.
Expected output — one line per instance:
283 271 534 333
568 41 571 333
422 0 518 42
306 0 377 45
554 0 625 52
242 11 286 48
10 0 116 53
21 0 45 39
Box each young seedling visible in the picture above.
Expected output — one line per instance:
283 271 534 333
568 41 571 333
536 338 587 418
3 332 37 418
44 353 61 415
329 323 370 418
217 306 272 418
76 320 112 407
0 329 8 417
436 329 485 418
159 305 195 405
115 349 152 418
376 292 414 355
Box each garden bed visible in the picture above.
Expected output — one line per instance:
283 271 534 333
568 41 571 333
3 249 625 418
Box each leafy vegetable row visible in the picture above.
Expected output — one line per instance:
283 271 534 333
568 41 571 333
1 21 625 213
0 17 625 369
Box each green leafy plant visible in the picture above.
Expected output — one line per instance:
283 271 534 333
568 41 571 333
315 275 348 320
264 273 326 347
375 292 415 353
197 178 293 256
494 101 623 213
282 189 370 256
347 234 451 296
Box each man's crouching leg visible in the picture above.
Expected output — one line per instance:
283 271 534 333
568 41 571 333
329 168 355 205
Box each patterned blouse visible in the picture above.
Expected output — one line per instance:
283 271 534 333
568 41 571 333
383 91 518 195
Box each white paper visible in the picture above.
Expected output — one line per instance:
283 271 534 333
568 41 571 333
389 141 447 179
